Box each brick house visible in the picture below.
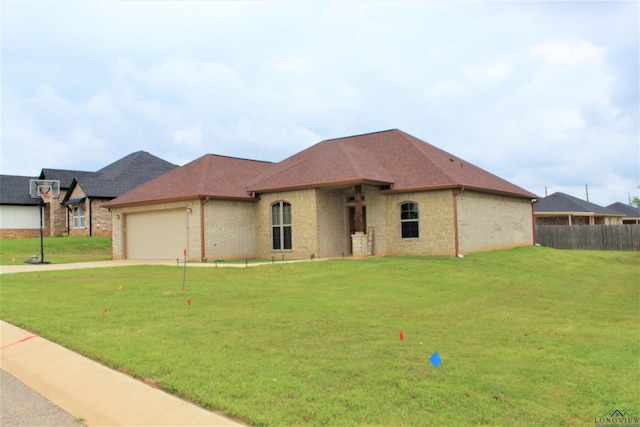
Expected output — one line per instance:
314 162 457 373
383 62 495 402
606 202 640 225
59 151 178 237
534 192 624 225
25 152 177 238
104 130 538 261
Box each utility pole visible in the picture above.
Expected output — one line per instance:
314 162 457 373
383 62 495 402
585 184 589 202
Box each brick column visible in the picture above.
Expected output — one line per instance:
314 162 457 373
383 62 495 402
351 232 368 259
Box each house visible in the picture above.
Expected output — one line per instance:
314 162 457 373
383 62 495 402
534 192 624 225
0 175 41 238
16 151 177 238
606 202 640 224
104 129 537 261
57 151 178 237
37 168 99 237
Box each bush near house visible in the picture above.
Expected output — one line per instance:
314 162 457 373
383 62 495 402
1 247 638 426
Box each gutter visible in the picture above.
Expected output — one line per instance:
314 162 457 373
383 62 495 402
530 198 538 245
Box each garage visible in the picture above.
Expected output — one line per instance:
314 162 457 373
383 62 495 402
124 209 187 259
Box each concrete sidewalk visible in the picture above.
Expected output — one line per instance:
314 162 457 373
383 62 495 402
0 321 245 426
0 257 328 275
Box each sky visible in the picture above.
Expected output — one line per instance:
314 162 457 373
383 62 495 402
1 1 638 207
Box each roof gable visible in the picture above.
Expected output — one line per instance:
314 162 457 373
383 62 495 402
535 192 623 215
104 154 274 207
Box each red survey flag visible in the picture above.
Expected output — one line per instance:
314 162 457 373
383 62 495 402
399 330 404 341
187 299 191 306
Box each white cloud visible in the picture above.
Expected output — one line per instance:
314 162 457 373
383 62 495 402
529 41 604 65
173 125 203 147
1 1 637 206
464 60 513 85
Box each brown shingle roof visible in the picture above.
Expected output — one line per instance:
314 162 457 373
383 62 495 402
249 129 537 198
103 154 273 207
105 129 536 208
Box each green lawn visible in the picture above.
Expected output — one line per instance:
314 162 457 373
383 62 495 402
0 236 111 264
1 247 638 426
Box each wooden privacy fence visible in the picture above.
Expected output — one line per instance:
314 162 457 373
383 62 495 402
535 225 640 251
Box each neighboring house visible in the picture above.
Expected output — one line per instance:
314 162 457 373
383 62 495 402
104 129 537 261
534 192 624 225
606 202 640 224
0 175 41 238
38 169 98 237
31 151 176 238
57 151 178 237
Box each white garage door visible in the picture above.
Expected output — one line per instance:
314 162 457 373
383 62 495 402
125 209 187 259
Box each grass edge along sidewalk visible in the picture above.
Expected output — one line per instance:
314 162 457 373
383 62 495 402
1 247 638 426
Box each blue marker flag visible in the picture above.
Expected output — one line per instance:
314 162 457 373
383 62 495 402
429 352 442 368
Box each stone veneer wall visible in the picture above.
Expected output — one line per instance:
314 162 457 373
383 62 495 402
202 199 257 261
255 189 318 259
314 188 347 258
383 190 457 256
456 191 533 254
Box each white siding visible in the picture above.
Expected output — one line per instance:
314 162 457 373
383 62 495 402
0 206 40 229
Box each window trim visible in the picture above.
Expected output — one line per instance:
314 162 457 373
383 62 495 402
271 201 292 250
400 201 419 239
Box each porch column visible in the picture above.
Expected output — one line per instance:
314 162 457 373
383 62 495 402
351 185 368 259
353 185 364 233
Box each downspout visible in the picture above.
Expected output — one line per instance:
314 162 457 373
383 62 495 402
530 199 537 246
200 197 209 262
88 198 93 237
452 186 465 256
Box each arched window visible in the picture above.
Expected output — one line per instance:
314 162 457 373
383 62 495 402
400 202 419 238
272 201 292 250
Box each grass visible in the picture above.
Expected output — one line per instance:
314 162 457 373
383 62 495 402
1 246 638 426
0 236 111 265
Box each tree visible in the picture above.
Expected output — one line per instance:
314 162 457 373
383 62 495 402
632 196 640 208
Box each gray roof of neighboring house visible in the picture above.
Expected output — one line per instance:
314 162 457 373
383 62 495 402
534 192 623 215
39 169 98 188
606 202 640 218
64 151 178 200
0 175 41 206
